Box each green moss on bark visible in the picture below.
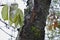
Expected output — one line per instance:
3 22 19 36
31 26 41 39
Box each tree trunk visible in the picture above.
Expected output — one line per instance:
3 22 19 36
16 0 51 40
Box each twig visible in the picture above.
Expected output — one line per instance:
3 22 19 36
0 4 5 6
0 27 15 38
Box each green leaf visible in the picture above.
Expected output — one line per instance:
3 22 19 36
9 13 18 23
15 15 19 28
15 20 18 28
9 20 13 26
9 4 18 23
1 5 8 20
16 9 24 27
9 8 24 27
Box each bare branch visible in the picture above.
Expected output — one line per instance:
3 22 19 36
0 27 15 38
0 4 5 6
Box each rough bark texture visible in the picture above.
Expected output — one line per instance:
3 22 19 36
16 0 51 40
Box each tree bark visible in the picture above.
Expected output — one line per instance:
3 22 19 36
16 0 51 40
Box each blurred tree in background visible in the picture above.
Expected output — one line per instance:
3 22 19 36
45 0 60 40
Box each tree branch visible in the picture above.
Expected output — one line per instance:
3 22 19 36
0 4 5 6
0 27 15 38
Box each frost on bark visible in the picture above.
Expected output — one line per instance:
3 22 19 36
16 0 51 40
